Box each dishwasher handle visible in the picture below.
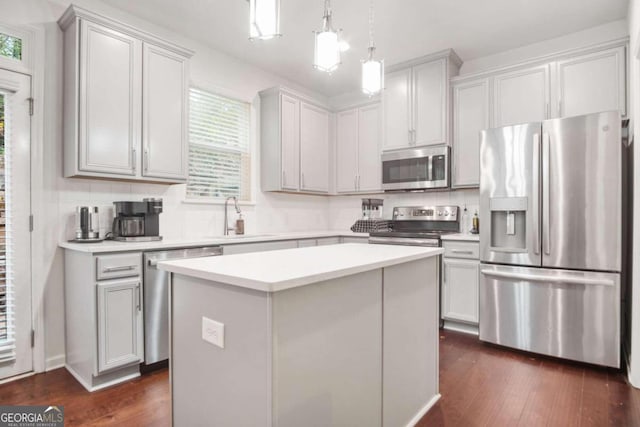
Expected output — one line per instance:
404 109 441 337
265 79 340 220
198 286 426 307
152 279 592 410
146 246 223 267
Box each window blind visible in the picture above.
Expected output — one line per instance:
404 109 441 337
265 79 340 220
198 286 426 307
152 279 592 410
0 92 15 363
187 88 251 201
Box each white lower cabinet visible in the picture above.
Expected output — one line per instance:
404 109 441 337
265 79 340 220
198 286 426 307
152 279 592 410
441 241 479 326
97 279 144 373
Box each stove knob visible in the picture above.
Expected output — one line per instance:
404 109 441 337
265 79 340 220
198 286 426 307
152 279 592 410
444 212 449 216
438 211 443 216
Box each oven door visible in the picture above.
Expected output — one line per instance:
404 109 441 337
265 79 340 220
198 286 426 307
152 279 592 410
382 146 449 191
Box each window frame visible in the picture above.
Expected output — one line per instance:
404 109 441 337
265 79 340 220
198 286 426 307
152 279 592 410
0 24 32 74
183 83 257 205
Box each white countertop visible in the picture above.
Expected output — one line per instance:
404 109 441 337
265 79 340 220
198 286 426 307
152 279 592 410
440 233 480 242
59 231 370 253
157 243 443 293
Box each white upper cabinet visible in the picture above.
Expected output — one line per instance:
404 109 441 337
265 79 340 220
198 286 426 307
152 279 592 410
336 109 359 193
413 59 447 146
383 50 461 151
555 46 626 118
357 103 382 192
59 5 193 183
79 21 141 176
300 102 330 193
260 88 330 194
493 65 550 127
335 103 382 194
142 43 189 180
280 94 301 191
383 68 413 150
451 78 489 188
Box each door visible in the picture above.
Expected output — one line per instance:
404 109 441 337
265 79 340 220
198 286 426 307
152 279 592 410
383 68 412 150
299 102 329 193
413 59 446 146
556 46 626 117
280 94 299 190
335 108 358 193
442 258 479 323
542 111 621 271
357 103 382 192
79 20 141 176
479 264 620 368
0 69 32 380
479 123 542 267
142 43 188 181
97 279 143 373
493 65 550 127
452 78 490 188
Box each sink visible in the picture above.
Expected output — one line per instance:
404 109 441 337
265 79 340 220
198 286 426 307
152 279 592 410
207 234 275 240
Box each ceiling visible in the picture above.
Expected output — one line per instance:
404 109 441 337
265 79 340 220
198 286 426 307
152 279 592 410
103 0 629 97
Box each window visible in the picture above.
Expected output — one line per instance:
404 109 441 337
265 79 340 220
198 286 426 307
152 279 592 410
0 33 21 61
187 88 252 201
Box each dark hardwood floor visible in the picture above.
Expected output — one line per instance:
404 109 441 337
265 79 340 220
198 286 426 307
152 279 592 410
1 330 639 426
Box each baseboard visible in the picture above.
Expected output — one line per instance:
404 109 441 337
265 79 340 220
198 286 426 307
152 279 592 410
442 321 479 336
407 393 441 427
45 354 66 372
0 371 35 385
65 364 141 393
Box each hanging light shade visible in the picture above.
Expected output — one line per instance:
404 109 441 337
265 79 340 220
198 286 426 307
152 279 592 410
249 0 281 40
361 0 384 95
313 0 341 73
362 46 384 95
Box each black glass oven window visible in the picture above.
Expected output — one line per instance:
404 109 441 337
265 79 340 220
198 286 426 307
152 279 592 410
383 157 430 183
432 155 445 181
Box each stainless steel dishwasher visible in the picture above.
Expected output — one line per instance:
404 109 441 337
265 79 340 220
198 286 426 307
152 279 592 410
143 246 223 365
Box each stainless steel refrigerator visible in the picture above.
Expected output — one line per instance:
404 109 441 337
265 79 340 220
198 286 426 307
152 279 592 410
479 111 626 368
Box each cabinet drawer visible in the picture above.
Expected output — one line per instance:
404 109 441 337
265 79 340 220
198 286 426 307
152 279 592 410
443 241 479 259
96 253 142 280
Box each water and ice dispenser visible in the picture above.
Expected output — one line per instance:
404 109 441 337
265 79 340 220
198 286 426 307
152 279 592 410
489 197 528 251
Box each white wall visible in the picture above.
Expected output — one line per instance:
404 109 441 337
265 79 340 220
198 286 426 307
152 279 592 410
628 0 640 388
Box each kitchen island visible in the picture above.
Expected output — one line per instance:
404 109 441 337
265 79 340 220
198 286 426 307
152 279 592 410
158 243 443 427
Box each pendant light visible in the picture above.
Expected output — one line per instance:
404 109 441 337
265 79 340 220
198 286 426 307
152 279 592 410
249 0 281 40
313 0 341 73
361 0 384 95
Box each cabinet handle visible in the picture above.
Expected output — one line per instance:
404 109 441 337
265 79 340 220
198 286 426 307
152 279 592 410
558 99 562 116
408 129 412 144
136 283 141 311
103 265 137 272
143 148 149 172
357 175 361 190
132 148 137 172
282 170 286 187
451 250 474 255
354 175 358 191
412 129 417 145
546 102 549 118
302 173 305 188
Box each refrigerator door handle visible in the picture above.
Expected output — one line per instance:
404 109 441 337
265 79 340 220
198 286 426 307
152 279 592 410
532 133 540 255
542 132 551 255
480 269 615 287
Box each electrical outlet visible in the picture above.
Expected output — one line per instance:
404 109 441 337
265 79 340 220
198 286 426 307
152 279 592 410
202 316 224 349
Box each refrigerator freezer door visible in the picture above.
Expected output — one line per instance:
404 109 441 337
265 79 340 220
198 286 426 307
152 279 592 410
542 111 621 272
479 263 620 368
480 123 542 266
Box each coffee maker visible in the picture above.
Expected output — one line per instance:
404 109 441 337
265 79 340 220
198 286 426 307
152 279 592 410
112 198 163 241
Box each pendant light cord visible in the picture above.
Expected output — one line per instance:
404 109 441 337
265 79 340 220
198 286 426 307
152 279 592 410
368 0 375 49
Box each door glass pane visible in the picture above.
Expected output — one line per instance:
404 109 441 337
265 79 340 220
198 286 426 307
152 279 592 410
0 34 22 61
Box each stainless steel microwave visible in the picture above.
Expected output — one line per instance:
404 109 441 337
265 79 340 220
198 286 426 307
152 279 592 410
381 145 450 191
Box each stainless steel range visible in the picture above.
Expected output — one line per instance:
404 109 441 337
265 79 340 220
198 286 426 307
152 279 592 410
369 206 460 247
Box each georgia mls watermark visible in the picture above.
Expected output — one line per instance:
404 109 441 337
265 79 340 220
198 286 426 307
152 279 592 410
0 406 64 427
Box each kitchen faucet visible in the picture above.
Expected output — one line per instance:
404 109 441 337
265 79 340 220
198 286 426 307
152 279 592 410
224 196 241 235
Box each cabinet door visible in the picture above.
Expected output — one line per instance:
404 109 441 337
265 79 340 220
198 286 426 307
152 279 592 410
452 79 489 188
413 58 447 146
383 68 412 150
142 43 188 181
79 21 141 176
556 46 626 117
493 65 550 127
280 94 300 190
97 279 143 373
335 109 359 193
357 103 382 192
442 258 479 324
300 102 329 193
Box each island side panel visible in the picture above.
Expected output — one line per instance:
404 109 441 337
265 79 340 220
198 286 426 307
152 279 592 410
272 269 383 427
383 257 440 427
171 274 271 427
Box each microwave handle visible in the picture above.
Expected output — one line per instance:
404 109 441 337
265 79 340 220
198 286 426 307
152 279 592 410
428 156 433 181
